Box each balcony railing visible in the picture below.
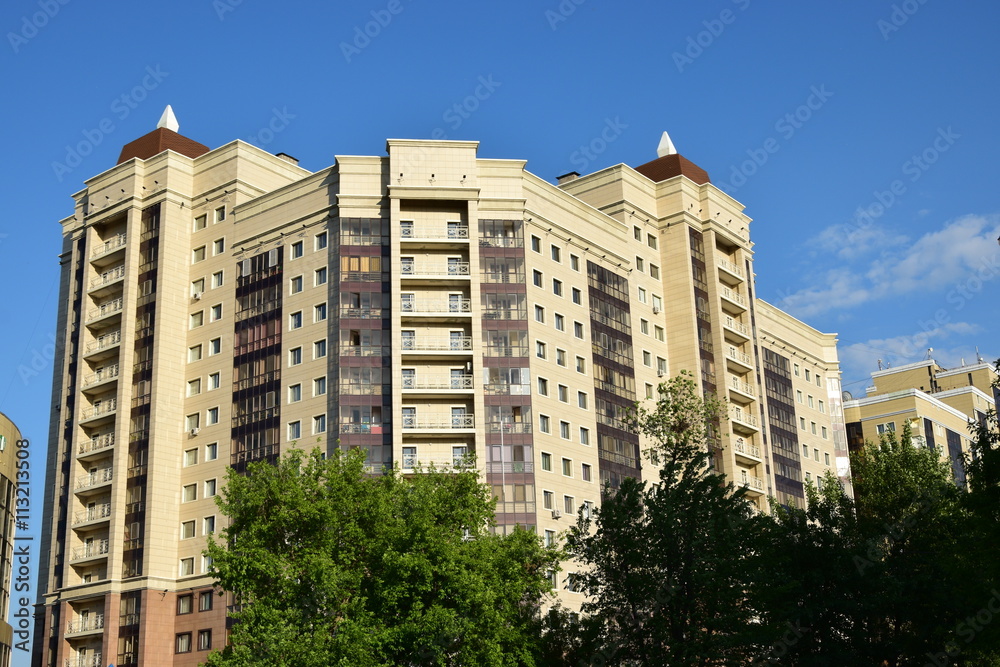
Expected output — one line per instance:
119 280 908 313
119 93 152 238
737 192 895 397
401 298 472 314
76 468 113 490
729 376 755 397
339 307 384 319
92 233 126 258
719 285 747 307
81 400 117 421
339 423 385 434
79 433 115 455
484 422 532 434
478 236 523 248
340 344 388 357
401 375 474 390
717 258 743 278
70 539 109 561
732 438 762 459
87 297 124 322
730 407 759 428
66 614 105 635
66 653 103 667
90 265 125 289
400 224 469 240
82 365 120 388
485 461 534 474
726 347 753 367
740 473 765 493
402 414 475 430
85 331 121 354
724 316 749 337
400 262 471 277
401 456 475 470
73 503 112 525
400 336 473 352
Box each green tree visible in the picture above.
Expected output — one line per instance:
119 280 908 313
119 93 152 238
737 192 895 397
205 448 560 667
565 372 765 666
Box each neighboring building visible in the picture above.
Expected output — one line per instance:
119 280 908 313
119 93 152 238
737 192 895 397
0 412 21 667
844 359 999 485
35 112 842 665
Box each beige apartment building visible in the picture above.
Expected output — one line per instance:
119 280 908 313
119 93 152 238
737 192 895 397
845 359 999 484
35 113 846 665
0 412 21 667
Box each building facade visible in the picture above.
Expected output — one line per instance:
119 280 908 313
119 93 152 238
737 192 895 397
35 115 845 665
0 413 18 667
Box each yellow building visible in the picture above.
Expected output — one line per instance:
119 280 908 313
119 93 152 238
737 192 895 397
35 113 843 665
0 412 21 667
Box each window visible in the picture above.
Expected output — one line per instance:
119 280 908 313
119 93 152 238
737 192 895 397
572 287 582 304
805 369 812 382
794 364 800 377
654 326 665 342
808 395 814 409
289 384 302 403
213 238 225 255
562 457 572 476
824 452 831 466
818 400 825 413
209 337 221 355
554 314 565 331
536 341 546 359
531 235 541 252
289 347 302 365
199 591 214 611
556 349 567 367
633 225 642 241
176 633 192 654
802 444 809 457
190 311 204 329
315 267 328 285
215 206 226 223
186 414 200 431
210 304 222 321
534 305 545 323
646 383 654 399
643 351 652 366
570 254 580 271
291 240 304 258
541 452 552 471
635 256 645 272
811 422 817 435
580 427 590 445
194 215 207 231
315 231 328 250
314 377 327 396
576 356 586 373
796 390 803 404
288 421 301 440
560 421 571 439
558 385 568 403
290 311 303 329
198 629 212 651
208 372 220 390
539 414 551 434
177 595 193 615
574 321 584 339
180 558 194 576
314 339 327 358
877 422 896 434
640 319 649 335
552 278 563 296
184 448 198 466
816 374 822 387
204 478 217 497
290 276 303 293
551 245 561 262
533 270 543 287
543 490 554 509
187 379 201 397
188 345 202 362
192 246 206 263
182 484 197 502
191 278 205 296
650 264 660 279
822 426 828 439
537 377 549 396
637 287 647 303
181 521 195 539
657 357 667 376
799 417 806 430
578 391 588 409
204 516 216 535
544 530 555 547
315 303 328 322
211 271 224 288
805 471 812 482
814 448 820 461
206 442 218 461
564 495 575 514
582 463 592 481
647 233 657 249
313 414 327 434
652 295 662 312
202 555 213 574
206 407 219 425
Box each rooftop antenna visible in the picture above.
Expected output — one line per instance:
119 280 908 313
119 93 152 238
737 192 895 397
925 347 934 360
877 358 883 371
656 131 677 158
976 347 985 364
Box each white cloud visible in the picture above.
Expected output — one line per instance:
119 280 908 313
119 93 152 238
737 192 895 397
777 214 1000 318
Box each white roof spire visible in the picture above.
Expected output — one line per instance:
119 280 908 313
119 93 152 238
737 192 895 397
656 130 677 158
157 105 179 133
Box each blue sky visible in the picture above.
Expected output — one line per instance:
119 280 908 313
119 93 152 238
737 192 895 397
1 0 998 658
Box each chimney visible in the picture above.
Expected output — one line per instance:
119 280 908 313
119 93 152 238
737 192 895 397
276 153 299 166
556 171 580 185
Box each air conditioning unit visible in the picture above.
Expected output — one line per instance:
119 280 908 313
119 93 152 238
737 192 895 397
192 292 202 300
551 509 562 519
657 370 666 378
652 306 661 314
190 428 200 436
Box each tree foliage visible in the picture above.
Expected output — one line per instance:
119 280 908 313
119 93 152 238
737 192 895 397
205 448 560 667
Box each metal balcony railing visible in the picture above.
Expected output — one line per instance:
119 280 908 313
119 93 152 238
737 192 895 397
400 224 469 240
724 316 749 336
90 265 125 289
400 456 475 470
80 400 117 421
70 539 109 560
79 433 115 455
400 336 473 351
339 307 384 319
401 375 474 390
66 614 104 634
87 297 124 322
82 365 120 388
401 298 472 314
401 414 475 429
73 503 112 525
731 407 759 428
719 285 747 307
740 473 765 492
732 438 762 459
400 262 471 277
76 468 113 490
729 376 756 397
726 347 753 366
86 331 121 354
91 233 126 258
339 344 388 357
717 258 743 278
66 653 103 667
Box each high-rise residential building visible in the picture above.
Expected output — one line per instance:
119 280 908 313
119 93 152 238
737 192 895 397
844 358 999 484
35 113 844 665
0 412 20 667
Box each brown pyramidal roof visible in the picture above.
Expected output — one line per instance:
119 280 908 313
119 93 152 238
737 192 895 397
633 153 711 185
117 127 211 164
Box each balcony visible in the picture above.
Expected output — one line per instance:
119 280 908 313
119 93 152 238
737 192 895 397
728 375 756 402
73 503 112 526
732 437 762 463
339 307 384 320
401 374 474 394
717 257 744 284
65 653 103 667
81 365 120 392
76 468 113 491
401 414 475 431
730 406 760 434
66 614 105 636
484 422 532 435
88 264 125 295
722 315 750 342
339 423 385 434
739 472 766 495
485 461 534 474
91 233 126 261
78 433 115 457
400 261 471 282
400 223 470 244
84 331 121 360
70 539 110 562
340 344 388 358
400 298 472 317
719 285 748 314
86 297 124 325
401 455 476 471
400 335 473 357
724 346 753 372
80 400 117 425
